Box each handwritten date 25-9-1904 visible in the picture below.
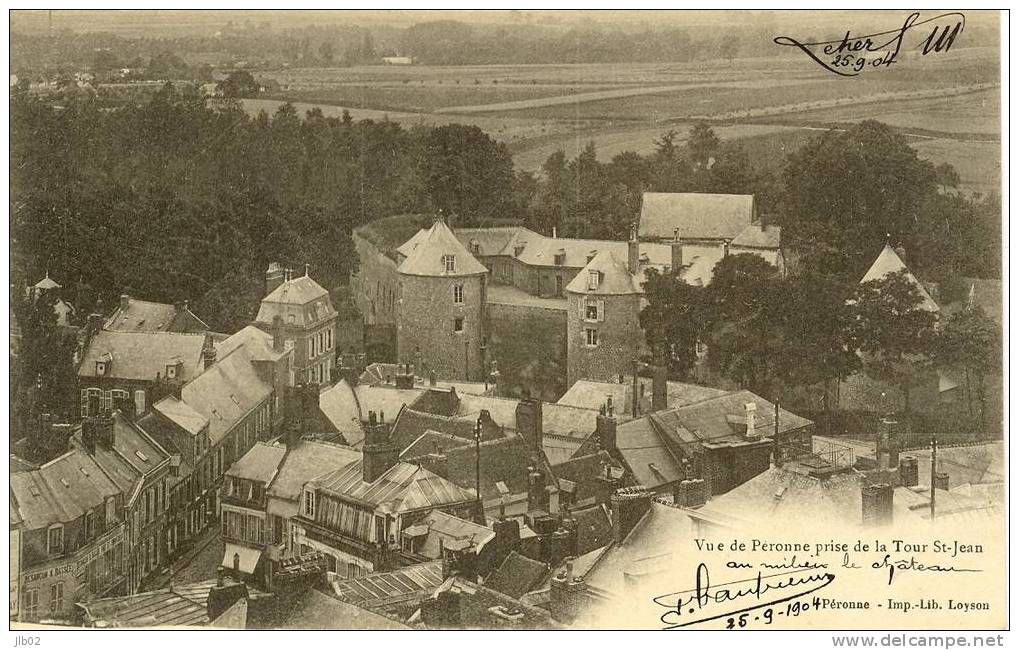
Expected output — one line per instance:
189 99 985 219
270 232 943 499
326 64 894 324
726 597 819 629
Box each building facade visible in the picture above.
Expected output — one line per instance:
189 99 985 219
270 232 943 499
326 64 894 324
255 264 338 386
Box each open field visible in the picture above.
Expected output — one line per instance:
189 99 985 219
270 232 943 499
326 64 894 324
255 52 999 193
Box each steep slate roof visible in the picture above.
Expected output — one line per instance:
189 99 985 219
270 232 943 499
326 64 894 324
397 219 488 277
280 588 411 630
858 244 939 312
730 223 781 249
215 326 287 362
571 503 614 555
79 579 266 628
408 433 540 503
311 461 476 514
83 414 171 500
565 249 643 295
485 551 548 599
614 417 685 491
33 273 61 290
180 343 272 446
552 451 617 503
151 396 208 436
639 192 755 241
255 274 335 327
331 560 445 606
10 449 121 530
266 441 362 502
414 510 495 559
556 378 729 416
400 430 467 459
514 235 671 272
227 442 287 483
105 298 209 333
584 502 698 596
656 390 813 447
78 331 207 382
454 226 537 257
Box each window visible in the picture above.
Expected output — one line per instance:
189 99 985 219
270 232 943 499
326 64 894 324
110 389 129 410
453 284 464 305
585 328 599 347
47 524 64 556
588 270 600 290
95 361 107 376
49 582 64 615
442 254 456 273
453 317 464 333
586 303 599 321
304 490 316 518
287 314 296 324
23 590 38 620
84 510 95 542
105 497 116 526
325 328 333 350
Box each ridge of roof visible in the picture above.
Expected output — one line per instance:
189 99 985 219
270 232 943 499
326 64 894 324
397 219 488 277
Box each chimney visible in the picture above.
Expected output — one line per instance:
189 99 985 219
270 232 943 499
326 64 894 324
610 487 653 544
96 412 115 448
203 344 217 370
678 478 708 508
526 466 545 513
490 515 520 567
134 390 146 417
670 241 683 275
876 417 900 469
933 471 950 492
898 456 919 487
595 400 617 452
207 571 248 622
395 363 415 389
651 364 667 412
272 315 284 352
119 294 130 312
265 262 285 295
87 312 104 335
81 416 97 455
428 369 437 387
627 224 639 275
515 397 543 452
550 561 587 625
362 411 399 483
861 482 894 527
551 226 557 239
744 402 759 439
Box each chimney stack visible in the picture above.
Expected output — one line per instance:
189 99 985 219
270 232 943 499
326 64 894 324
627 224 639 276
670 241 684 276
134 390 146 417
861 482 894 527
515 397 544 452
933 471 950 492
362 411 399 483
898 456 919 487
272 315 284 352
265 262 285 295
550 561 587 625
208 569 248 622
82 416 97 455
610 487 653 544
203 344 217 370
595 400 617 452
96 412 115 448
120 294 130 312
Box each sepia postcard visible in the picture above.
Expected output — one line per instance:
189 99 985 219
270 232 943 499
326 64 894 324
6 7 1007 639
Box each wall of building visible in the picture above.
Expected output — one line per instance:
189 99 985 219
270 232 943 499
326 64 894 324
486 302 567 402
351 231 401 328
397 273 486 382
566 292 644 387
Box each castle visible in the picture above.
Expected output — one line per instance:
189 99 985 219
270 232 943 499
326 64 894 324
350 192 784 396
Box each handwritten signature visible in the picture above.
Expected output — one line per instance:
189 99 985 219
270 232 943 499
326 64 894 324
652 562 835 629
774 12 965 76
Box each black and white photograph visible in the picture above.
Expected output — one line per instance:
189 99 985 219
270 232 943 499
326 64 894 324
6 8 1007 636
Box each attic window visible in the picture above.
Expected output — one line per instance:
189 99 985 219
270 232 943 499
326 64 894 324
166 364 177 379
29 486 40 497
588 270 600 290
554 249 566 266
135 450 149 463
79 467 89 477
230 395 240 406
60 478 70 488
95 361 107 376
470 240 481 255
442 255 456 273
288 314 296 324
513 244 525 257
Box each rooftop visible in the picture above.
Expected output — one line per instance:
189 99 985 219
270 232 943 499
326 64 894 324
104 297 209 334
255 274 335 327
280 588 411 630
227 442 287 483
858 244 939 312
78 330 207 382
10 448 121 530
311 460 477 514
397 219 488 277
639 192 755 241
413 510 495 559
331 560 445 607
78 579 265 628
565 249 643 295
485 551 548 599
266 440 362 503
152 396 209 436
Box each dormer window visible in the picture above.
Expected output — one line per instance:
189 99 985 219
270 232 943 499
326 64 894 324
554 249 566 266
95 361 107 376
513 244 525 257
304 489 316 518
47 524 64 556
470 240 481 255
587 250 598 264
442 255 456 273
588 270 601 290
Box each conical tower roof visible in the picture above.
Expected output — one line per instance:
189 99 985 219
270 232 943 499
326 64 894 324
859 244 939 312
565 249 643 295
397 219 488 277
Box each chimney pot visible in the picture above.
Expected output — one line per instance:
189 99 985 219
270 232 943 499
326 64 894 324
120 294 130 311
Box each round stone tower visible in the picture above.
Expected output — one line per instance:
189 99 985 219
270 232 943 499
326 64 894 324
396 218 489 381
